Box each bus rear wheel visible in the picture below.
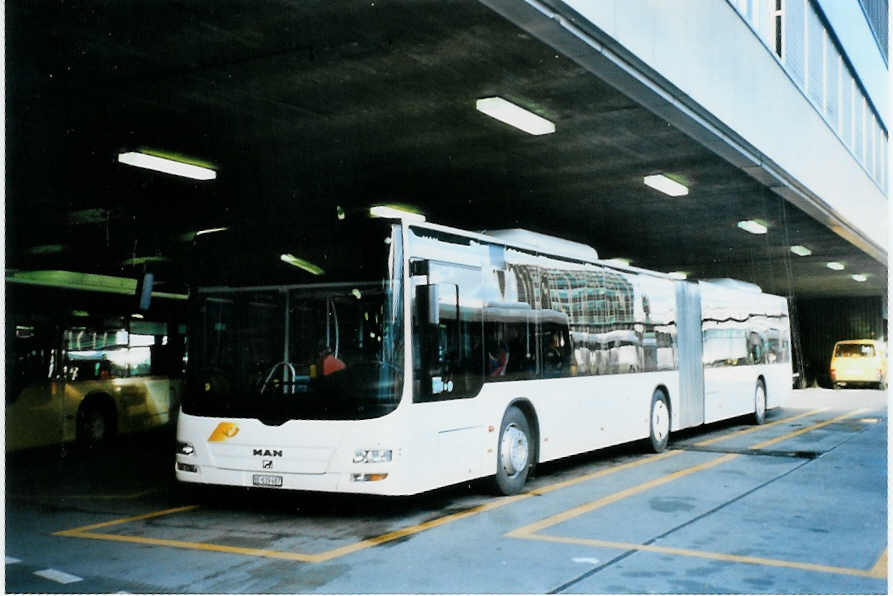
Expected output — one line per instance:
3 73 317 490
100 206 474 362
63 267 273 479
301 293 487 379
492 406 532 496
753 381 767 425
649 390 670 453
77 400 114 449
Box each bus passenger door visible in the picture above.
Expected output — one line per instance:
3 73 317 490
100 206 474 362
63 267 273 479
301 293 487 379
412 264 486 487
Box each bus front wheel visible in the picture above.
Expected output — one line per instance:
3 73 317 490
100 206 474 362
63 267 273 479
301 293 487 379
492 406 532 495
649 390 670 453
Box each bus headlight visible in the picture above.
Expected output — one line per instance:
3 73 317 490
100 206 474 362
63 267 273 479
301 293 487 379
353 449 392 464
177 441 196 456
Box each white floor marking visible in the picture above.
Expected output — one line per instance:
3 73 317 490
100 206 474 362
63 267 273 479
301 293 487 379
34 568 83 584
5 557 21 564
572 557 600 565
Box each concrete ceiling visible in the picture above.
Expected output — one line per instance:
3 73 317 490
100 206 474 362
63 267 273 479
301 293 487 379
6 0 888 298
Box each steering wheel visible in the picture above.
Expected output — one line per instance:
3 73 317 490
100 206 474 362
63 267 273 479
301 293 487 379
259 361 297 396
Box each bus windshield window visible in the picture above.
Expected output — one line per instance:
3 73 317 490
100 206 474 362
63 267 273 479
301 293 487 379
184 220 403 421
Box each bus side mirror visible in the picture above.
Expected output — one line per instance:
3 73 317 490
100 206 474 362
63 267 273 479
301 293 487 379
136 272 154 310
416 285 440 326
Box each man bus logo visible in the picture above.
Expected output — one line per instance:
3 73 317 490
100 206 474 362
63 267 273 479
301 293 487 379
253 449 283 457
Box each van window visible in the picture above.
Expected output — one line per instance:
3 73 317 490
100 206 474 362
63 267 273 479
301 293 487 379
834 343 876 358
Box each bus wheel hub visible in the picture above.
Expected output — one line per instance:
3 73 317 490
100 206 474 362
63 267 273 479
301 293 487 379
501 424 529 477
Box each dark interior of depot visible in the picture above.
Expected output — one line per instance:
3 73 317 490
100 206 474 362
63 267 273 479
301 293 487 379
5 0 887 388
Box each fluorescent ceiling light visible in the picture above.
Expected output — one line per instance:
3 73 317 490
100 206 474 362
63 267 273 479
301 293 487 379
281 254 325 276
643 174 688 197
668 271 688 280
195 227 229 236
737 220 767 234
826 262 845 271
851 274 867 282
790 245 812 256
603 258 631 267
475 97 555 136
6 270 186 299
27 244 67 255
118 151 217 180
369 205 426 222
121 255 169 267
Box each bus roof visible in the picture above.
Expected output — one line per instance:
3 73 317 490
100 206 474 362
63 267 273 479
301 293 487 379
406 220 675 281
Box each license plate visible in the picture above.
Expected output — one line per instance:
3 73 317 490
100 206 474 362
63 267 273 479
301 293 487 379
252 474 283 488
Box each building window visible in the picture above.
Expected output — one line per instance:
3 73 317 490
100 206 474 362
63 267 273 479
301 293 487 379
805 4 823 107
854 96 864 161
840 72 852 148
868 116 876 177
740 0 887 195
824 31 838 125
784 0 805 85
772 0 784 58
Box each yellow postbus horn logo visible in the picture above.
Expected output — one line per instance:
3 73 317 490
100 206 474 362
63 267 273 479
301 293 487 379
208 422 240 442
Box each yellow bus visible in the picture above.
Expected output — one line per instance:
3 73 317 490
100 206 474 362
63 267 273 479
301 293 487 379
6 273 186 451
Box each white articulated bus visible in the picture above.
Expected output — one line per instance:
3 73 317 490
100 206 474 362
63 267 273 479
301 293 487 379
175 212 792 496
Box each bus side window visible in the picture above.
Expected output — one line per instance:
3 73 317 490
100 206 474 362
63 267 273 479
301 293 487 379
413 264 484 402
541 322 571 378
8 324 54 403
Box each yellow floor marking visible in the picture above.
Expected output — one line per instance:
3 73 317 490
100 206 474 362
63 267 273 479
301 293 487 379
50 490 159 501
53 505 200 535
59 530 321 562
53 410 869 568
528 451 680 496
309 495 529 562
520 534 886 579
53 498 528 564
528 408 826 498
749 409 865 450
507 454 738 538
869 547 887 578
510 410 858 539
51 448 688 562
694 408 825 446
509 410 881 579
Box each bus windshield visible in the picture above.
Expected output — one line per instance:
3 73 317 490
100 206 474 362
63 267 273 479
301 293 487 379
183 220 404 422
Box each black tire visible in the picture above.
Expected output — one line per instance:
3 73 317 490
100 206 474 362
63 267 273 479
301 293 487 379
753 380 767 425
491 406 533 496
649 390 670 453
77 400 114 448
